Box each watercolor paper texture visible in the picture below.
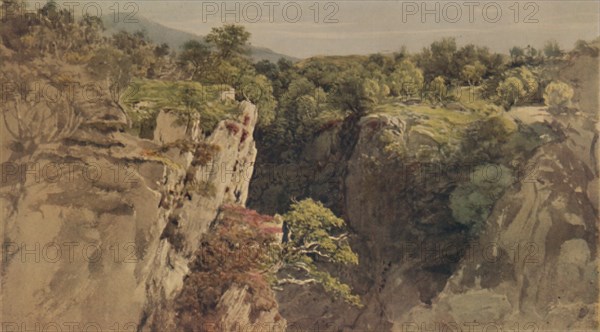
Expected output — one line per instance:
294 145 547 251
1 1 598 331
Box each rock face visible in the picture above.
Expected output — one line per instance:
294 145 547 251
397 56 599 331
270 107 479 331
0 61 283 331
251 56 599 331
398 120 599 330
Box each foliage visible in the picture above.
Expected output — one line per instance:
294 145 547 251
449 164 514 233
460 115 517 163
279 199 361 306
177 40 213 81
237 74 277 128
1 81 83 153
176 205 281 330
496 77 526 110
205 24 251 60
543 40 563 58
415 37 458 81
544 81 574 111
461 61 486 86
87 47 133 102
427 76 449 103
330 72 381 116
119 80 240 136
388 60 424 99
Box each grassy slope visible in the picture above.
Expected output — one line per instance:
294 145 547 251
120 79 240 136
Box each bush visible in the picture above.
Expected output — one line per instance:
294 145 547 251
449 164 514 233
175 205 280 330
544 81 574 111
496 77 526 110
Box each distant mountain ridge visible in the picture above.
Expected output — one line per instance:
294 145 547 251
102 15 298 63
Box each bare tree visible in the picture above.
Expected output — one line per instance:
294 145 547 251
2 91 83 153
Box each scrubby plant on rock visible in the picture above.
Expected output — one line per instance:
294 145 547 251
544 81 574 113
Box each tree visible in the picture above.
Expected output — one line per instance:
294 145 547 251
178 40 213 81
461 61 486 86
1 73 83 154
513 67 539 102
416 37 458 81
331 73 381 116
205 24 251 60
277 199 361 306
388 60 424 99
497 77 526 110
543 40 563 58
254 59 279 80
274 77 327 142
154 43 170 57
428 76 448 103
87 47 132 103
544 81 574 112
238 74 277 128
509 46 525 65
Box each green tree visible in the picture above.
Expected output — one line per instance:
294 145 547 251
238 74 277 128
331 73 382 116
388 60 424 99
205 24 251 60
544 81 574 111
178 40 213 81
428 76 448 103
461 61 486 86
278 199 361 306
254 59 279 80
416 37 458 81
497 77 526 110
513 67 539 102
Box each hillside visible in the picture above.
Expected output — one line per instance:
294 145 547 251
102 15 298 63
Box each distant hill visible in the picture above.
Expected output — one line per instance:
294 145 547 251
102 15 298 63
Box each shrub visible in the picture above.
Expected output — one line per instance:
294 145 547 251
449 164 514 233
175 205 280 331
544 81 574 111
497 77 526 110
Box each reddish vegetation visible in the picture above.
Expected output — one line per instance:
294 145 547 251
243 115 251 126
225 122 241 135
221 204 275 227
317 118 343 133
240 129 249 144
175 204 281 330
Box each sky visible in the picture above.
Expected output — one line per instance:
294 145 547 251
46 0 600 58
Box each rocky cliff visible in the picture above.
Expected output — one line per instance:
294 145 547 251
249 55 598 331
0 52 283 330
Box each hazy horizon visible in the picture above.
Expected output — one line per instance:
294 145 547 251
22 0 600 58
140 1 599 58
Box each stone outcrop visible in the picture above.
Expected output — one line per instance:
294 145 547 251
0 56 283 330
250 55 599 331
